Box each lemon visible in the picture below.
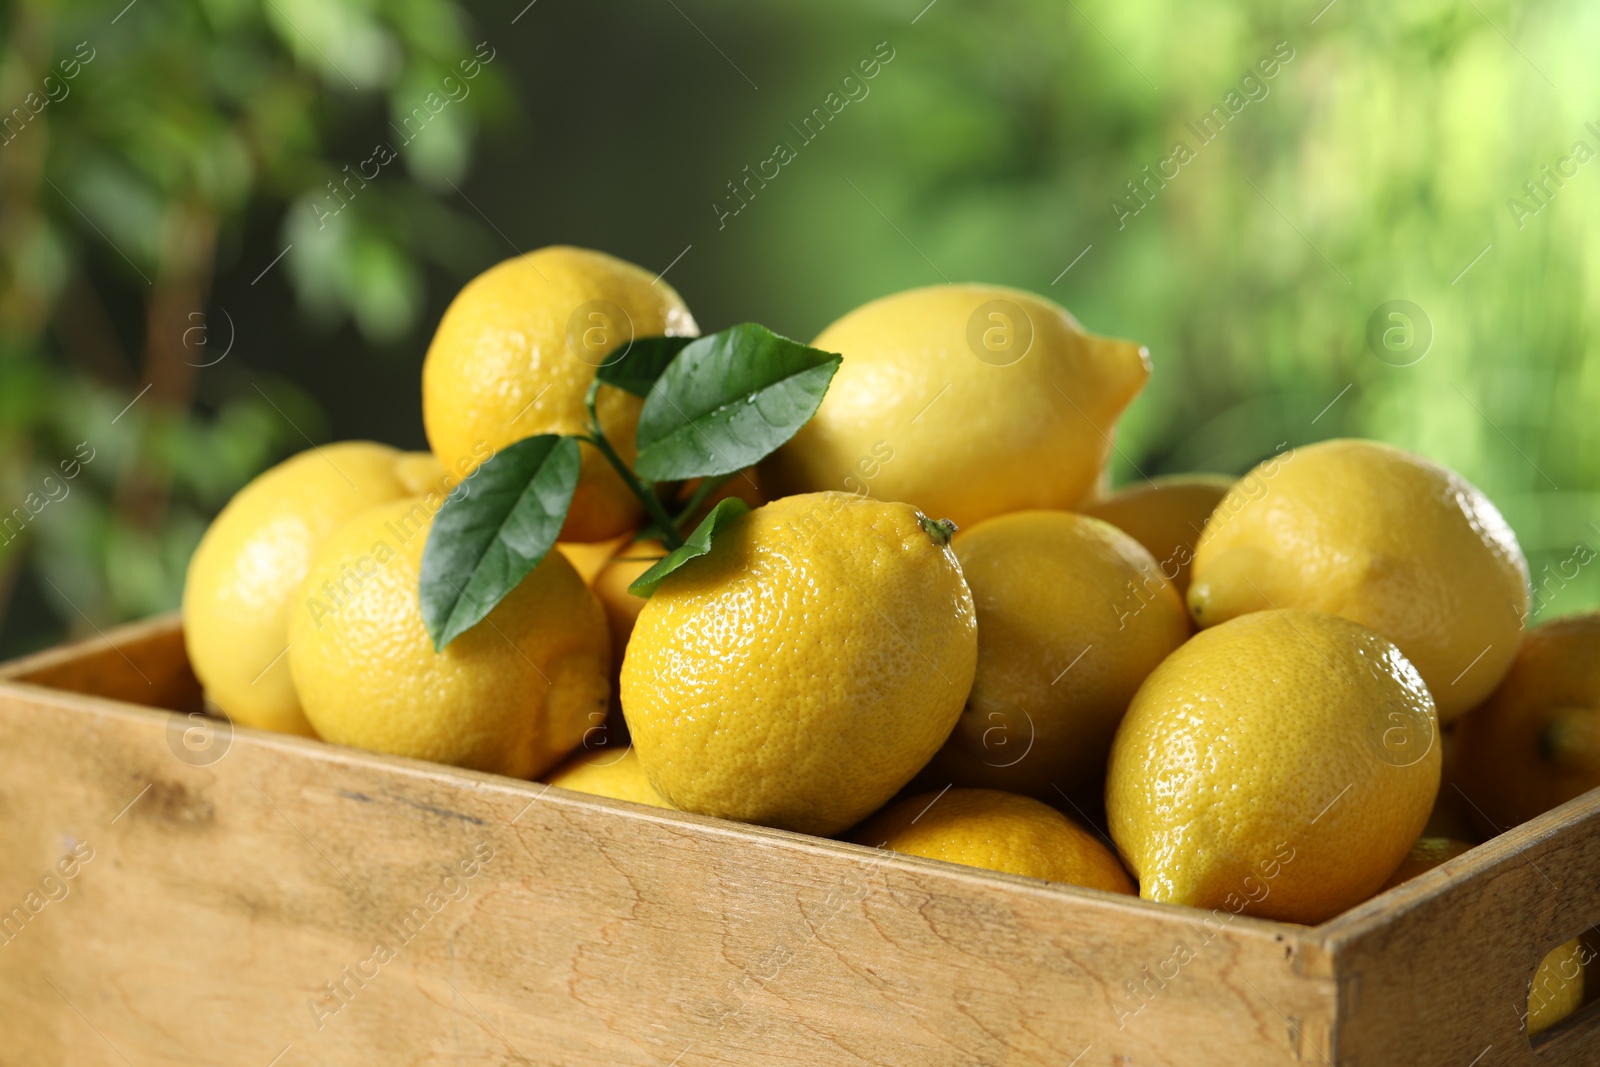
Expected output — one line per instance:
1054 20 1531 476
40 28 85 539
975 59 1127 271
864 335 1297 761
1379 836 1473 890
1529 939 1587 1036
545 746 672 808
555 531 635 587
287 497 609 778
393 453 450 495
1081 474 1233 596
621 491 977 836
182 442 445 736
1107 610 1441 923
422 246 698 543
853 788 1133 893
594 539 668 671
764 285 1150 530
593 539 668 726
926 511 1189 800
1454 611 1600 831
588 477 765 681
1188 440 1529 721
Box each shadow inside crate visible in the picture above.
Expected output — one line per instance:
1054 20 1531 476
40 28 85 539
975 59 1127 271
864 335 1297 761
0 613 203 714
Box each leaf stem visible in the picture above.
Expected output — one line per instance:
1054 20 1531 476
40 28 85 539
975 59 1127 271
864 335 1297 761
585 380 686 550
674 472 733 525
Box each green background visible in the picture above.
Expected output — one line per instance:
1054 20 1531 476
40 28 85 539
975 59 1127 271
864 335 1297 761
1 0 1595 656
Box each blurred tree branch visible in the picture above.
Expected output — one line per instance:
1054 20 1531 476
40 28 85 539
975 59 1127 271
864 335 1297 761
0 0 509 649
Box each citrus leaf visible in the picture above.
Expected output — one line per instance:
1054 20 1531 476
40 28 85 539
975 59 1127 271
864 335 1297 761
633 323 841 482
628 497 749 597
420 435 580 650
594 335 696 398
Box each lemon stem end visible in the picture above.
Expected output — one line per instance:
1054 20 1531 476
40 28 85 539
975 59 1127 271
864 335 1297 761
919 516 958 547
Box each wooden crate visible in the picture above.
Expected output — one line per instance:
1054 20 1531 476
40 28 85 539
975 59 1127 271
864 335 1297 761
1 615 1596 1066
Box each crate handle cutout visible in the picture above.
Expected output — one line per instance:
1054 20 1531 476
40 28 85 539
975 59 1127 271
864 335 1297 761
1530 928 1600 1054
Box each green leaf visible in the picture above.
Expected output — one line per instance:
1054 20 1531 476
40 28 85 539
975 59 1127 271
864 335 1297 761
633 323 841 482
628 498 750 597
420 435 580 650
594 335 696 398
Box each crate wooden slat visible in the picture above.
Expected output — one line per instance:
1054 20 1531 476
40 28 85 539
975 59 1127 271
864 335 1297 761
0 616 1595 1066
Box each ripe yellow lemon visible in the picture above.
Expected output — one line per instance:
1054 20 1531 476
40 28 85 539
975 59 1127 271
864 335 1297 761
1528 939 1587 1036
764 285 1150 530
287 497 610 778
926 511 1189 800
594 539 668 671
421 246 698 542
545 746 672 809
1107 610 1441 923
1188 440 1529 721
1379 836 1473 890
393 453 450 496
1081 474 1234 596
621 491 977 836
182 442 444 736
853 788 1133 893
588 477 765 674
1454 611 1600 831
555 531 635 587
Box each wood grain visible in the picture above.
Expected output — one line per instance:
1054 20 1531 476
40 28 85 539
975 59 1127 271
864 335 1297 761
1322 788 1600 1065
0 611 199 709
2 617 1596 1065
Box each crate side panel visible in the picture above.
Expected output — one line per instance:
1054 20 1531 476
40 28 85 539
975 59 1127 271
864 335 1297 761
0 613 199 712
1325 789 1600 1066
0 682 1335 1067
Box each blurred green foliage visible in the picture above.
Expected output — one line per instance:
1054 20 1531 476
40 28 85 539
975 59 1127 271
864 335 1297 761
1 0 1595 652
0 0 505 648
693 0 1600 622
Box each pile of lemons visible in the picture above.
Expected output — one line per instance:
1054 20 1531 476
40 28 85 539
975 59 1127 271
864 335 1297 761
184 247 1596 1033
